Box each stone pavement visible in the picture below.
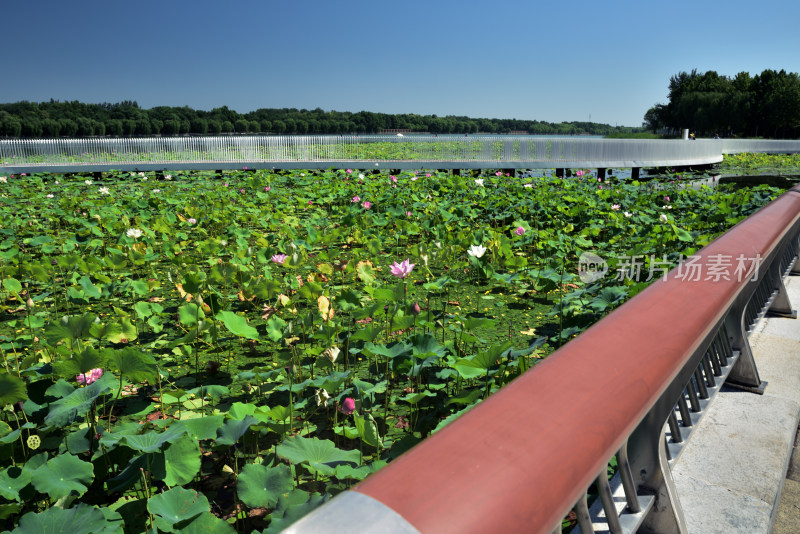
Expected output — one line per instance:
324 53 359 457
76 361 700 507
671 276 800 533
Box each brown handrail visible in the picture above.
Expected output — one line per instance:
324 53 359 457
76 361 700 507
288 185 800 534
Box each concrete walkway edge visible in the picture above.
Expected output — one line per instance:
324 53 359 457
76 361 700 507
671 276 800 533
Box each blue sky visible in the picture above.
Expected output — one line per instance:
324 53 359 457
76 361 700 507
4 0 800 127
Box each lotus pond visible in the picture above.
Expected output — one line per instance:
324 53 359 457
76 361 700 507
0 166 785 533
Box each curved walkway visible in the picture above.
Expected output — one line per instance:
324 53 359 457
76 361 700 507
0 136 734 174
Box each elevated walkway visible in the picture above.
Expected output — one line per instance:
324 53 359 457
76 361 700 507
0 135 732 174
671 275 800 533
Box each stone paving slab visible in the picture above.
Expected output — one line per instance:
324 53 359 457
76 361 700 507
671 276 800 533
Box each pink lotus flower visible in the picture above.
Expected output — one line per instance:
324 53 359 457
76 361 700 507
390 258 415 278
425 173 431 178
390 175 398 182
187 218 197 224
271 254 287 264
611 204 620 210
576 170 585 177
664 196 670 202
352 195 360 203
514 226 525 236
362 201 371 209
264 186 271 191
77 368 103 385
495 171 502 176
339 397 356 415
346 169 353 174
406 211 412 217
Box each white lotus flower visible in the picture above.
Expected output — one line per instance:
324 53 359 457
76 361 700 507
126 228 143 238
0 176 7 183
315 389 331 407
659 214 669 223
324 346 340 363
84 179 93 185
474 178 485 187
468 245 487 258
99 186 110 195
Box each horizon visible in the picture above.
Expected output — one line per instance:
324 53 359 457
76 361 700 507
5 0 800 128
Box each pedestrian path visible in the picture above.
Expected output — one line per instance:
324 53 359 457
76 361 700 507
671 276 800 533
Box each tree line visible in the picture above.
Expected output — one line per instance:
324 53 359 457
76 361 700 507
0 100 643 138
643 69 800 138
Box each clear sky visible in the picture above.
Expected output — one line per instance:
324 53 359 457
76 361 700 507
4 0 800 127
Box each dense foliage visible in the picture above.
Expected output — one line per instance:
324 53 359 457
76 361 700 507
0 166 783 532
643 69 800 138
0 101 644 138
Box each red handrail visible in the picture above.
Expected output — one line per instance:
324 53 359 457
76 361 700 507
348 185 800 533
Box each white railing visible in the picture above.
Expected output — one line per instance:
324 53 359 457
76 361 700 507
1 135 798 174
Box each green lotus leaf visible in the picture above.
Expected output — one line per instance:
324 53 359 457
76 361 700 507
409 333 446 358
215 415 257 446
175 511 236 533
44 373 114 427
363 341 411 360
147 487 210 532
107 347 158 383
101 318 138 344
118 424 187 454
265 315 286 342
216 310 259 340
236 463 293 508
171 415 225 441
454 341 512 379
11 503 120 534
30 453 94 500
276 436 360 476
2 277 22 294
181 271 204 294
0 453 45 502
44 313 97 345
78 275 102 299
178 303 204 327
163 434 201 486
0 372 27 406
353 413 382 449
186 385 229 399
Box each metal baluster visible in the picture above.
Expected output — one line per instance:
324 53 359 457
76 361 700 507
708 348 722 376
686 380 701 412
668 411 682 443
677 391 692 426
596 472 623 534
575 493 593 533
617 442 641 513
695 367 709 398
